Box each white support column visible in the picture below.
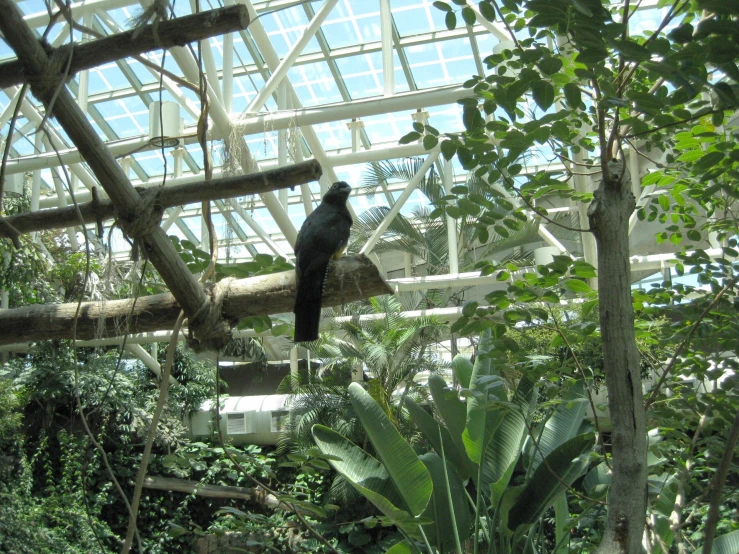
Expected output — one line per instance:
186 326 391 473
347 118 364 153
538 224 568 254
290 346 299 380
442 158 459 274
380 0 394 97
245 0 339 114
51 168 79 250
222 0 235 114
161 206 183 233
277 82 289 209
360 147 440 256
228 199 292 259
153 21 299 247
125 343 177 385
30 133 42 243
0 88 24 129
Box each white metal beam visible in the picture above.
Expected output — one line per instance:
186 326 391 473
245 0 338 114
360 147 440 256
380 0 394 97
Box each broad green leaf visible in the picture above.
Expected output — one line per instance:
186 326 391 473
423 134 439 150
563 83 581 109
583 462 611 499
428 374 472 476
479 0 496 21
482 377 536 504
419 452 472 551
526 382 587 472
531 80 555 111
613 39 651 61
508 432 595 530
312 425 413 529
461 6 476 25
463 329 507 464
565 279 592 293
445 10 457 30
399 131 421 145
405 397 472 480
452 354 473 389
694 151 724 172
692 529 739 554
440 139 457 160
348 383 432 517
538 57 563 75
385 541 413 554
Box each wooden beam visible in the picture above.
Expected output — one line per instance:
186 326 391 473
0 5 250 89
0 160 321 238
0 0 215 343
0 255 392 346
142 476 309 514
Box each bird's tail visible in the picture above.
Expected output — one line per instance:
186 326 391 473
293 263 329 343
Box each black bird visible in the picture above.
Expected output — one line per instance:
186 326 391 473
293 181 353 342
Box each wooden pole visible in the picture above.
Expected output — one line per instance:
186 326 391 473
0 5 251 89
0 256 392 346
0 0 219 346
0 160 322 238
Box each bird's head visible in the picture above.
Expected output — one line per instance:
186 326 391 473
323 181 352 205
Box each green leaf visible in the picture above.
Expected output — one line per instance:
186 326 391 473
565 279 592 294
691 529 739 554
445 10 457 30
479 0 496 21
440 139 457 160
428 374 473 475
432 1 451 11
613 39 651 61
694 151 724 172
658 194 670 211
451 355 473 390
463 330 507 464
538 57 563 75
531 80 555 111
399 131 421 145
312 425 413 529
508 432 595 530
348 383 432 517
405 397 472 481
569 0 593 16
385 541 413 554
423 134 439 150
462 301 479 318
483 378 536 504
526 383 587 472
461 6 476 25
563 83 582 109
419 452 473 551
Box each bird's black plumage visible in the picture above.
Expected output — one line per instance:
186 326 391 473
293 181 353 342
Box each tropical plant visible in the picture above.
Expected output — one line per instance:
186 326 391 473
407 0 739 550
312 329 597 553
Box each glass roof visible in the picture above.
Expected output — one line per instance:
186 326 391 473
0 0 668 263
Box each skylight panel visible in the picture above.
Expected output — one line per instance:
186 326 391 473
310 120 351 151
406 37 478 88
286 60 344 107
392 0 448 37
260 6 322 59
335 53 383 99
0 38 13 61
322 0 380 49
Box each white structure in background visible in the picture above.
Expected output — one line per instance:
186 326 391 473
187 395 291 446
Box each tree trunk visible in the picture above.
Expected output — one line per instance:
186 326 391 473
589 160 647 554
